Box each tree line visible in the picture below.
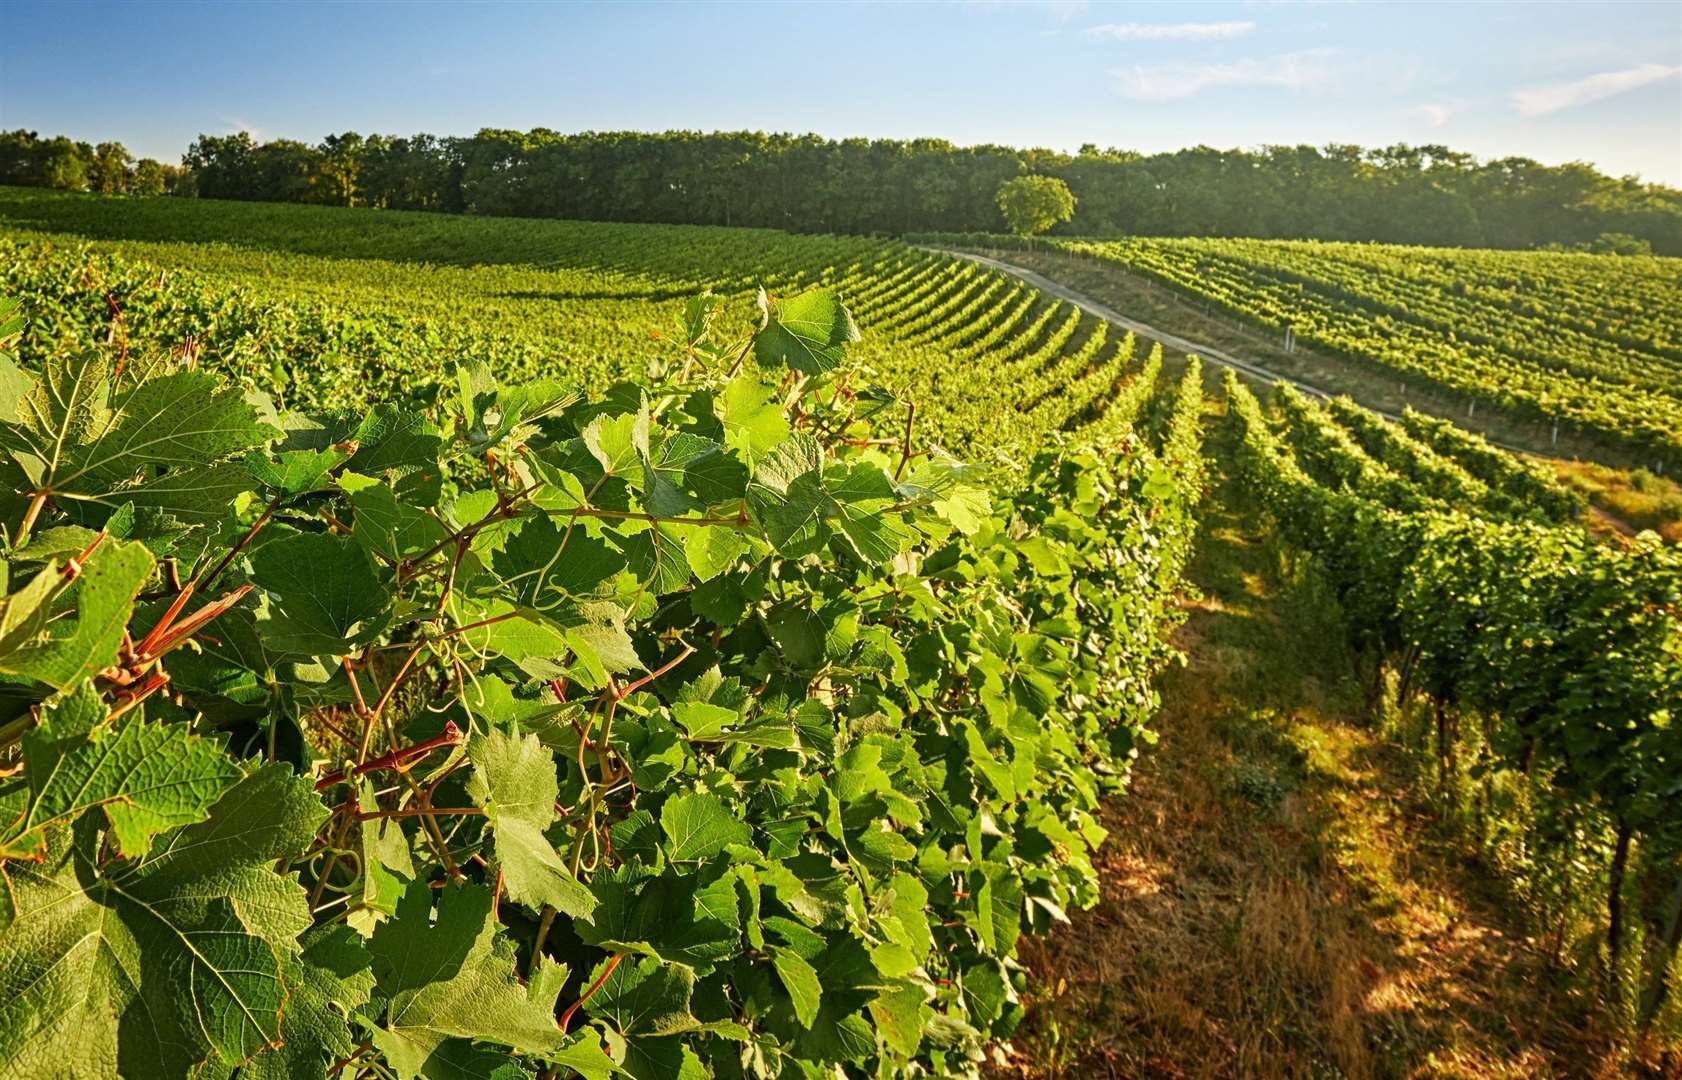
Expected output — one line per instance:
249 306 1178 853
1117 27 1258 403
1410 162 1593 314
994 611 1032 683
2 126 1678 254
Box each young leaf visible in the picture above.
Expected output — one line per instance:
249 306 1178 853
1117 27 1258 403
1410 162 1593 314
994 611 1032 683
660 791 751 863
753 290 860 376
466 729 596 920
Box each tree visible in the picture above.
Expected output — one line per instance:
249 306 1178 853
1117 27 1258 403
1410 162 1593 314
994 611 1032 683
318 131 365 206
130 158 167 197
89 141 132 194
39 137 90 191
996 174 1076 241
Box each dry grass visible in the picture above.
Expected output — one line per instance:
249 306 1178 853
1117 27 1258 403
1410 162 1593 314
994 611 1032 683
1553 460 1682 542
994 429 1660 1079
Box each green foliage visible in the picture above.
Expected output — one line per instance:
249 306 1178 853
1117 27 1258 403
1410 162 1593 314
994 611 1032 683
995 176 1076 239
0 284 1203 1079
8 127 1682 253
0 197 1160 462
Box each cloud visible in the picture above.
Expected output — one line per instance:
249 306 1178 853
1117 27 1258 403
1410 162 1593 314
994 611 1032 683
222 117 265 141
1112 48 1343 102
1512 63 1682 116
1412 102 1464 128
1085 20 1256 41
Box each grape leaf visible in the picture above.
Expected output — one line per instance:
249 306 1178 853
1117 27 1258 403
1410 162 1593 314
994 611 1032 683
660 791 751 863
465 729 595 920
717 374 788 461
0 681 240 861
0 539 154 691
239 924 377 1080
245 445 354 495
250 532 389 656
772 947 822 1029
753 290 859 376
369 882 571 1078
0 356 273 498
0 764 330 1079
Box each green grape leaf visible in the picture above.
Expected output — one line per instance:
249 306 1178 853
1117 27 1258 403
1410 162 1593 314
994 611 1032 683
0 355 273 498
492 516 624 607
660 791 751 863
717 374 788 461
0 681 240 861
746 434 829 558
370 883 571 1076
753 289 859 376
245 445 354 495
0 764 330 1079
348 479 452 563
251 532 389 656
109 460 255 526
239 924 377 1080
0 539 154 691
466 729 595 920
772 947 823 1029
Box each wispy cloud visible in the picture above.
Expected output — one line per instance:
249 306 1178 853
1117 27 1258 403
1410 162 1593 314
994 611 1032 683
223 117 264 140
1512 63 1682 116
1112 48 1342 102
1085 20 1256 42
1412 101 1464 128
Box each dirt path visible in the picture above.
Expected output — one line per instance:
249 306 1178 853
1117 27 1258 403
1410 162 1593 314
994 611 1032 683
997 414 1632 1080
925 248 1357 406
925 247 1600 462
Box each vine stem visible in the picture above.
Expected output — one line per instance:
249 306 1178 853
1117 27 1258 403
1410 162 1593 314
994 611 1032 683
614 642 695 701
317 720 462 791
530 906 558 972
202 488 287 592
558 953 624 1033
12 491 48 547
894 401 918 481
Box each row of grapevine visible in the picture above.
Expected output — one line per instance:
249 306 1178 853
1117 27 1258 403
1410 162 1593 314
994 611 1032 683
1225 371 1682 1027
1396 406 1585 522
0 276 1207 1079
1056 237 1682 461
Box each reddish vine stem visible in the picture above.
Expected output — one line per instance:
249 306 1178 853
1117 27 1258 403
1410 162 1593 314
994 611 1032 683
614 642 696 702
317 720 462 791
558 952 624 1033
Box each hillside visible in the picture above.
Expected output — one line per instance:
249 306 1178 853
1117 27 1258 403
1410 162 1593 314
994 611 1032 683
0 189 1678 1079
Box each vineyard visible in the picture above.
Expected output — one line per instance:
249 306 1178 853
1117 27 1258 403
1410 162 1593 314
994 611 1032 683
0 191 1213 1080
1 187 1681 1079
917 229 1682 466
0 187 1174 461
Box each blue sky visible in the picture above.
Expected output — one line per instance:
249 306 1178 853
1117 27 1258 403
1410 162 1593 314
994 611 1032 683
2 1 1679 184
